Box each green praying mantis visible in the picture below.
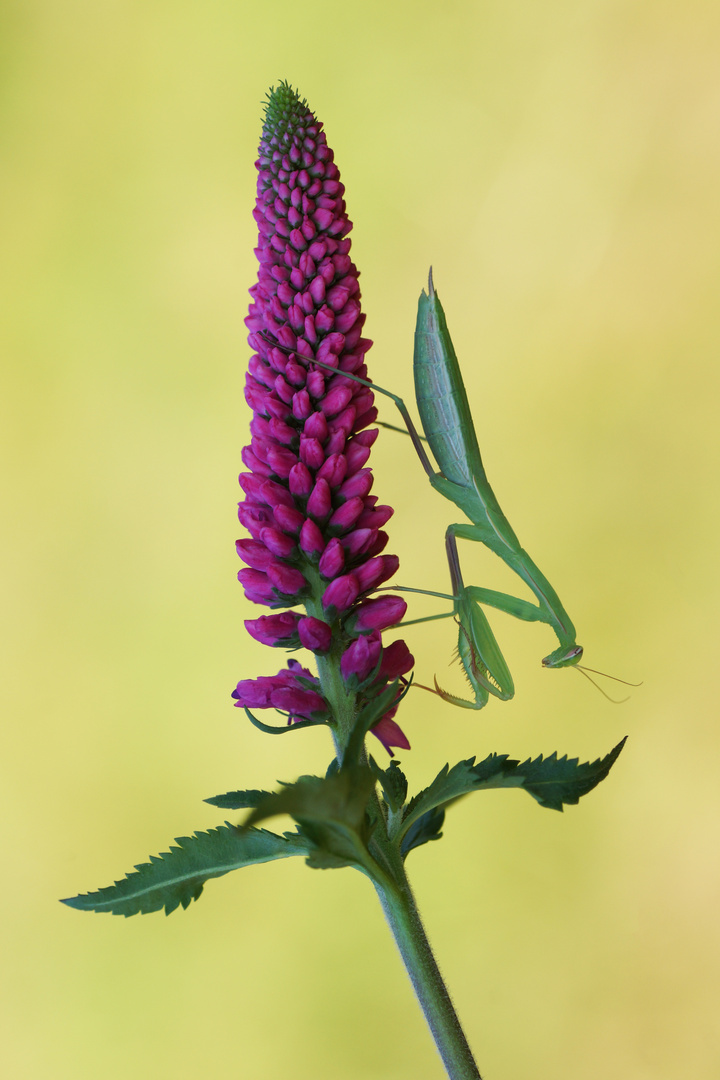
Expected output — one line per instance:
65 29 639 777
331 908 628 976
410 271 590 707
311 271 631 709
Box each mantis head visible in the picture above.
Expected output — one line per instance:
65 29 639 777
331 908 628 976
542 644 584 669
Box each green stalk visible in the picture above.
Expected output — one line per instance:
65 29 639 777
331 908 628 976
372 845 482 1080
305 570 480 1076
303 570 359 756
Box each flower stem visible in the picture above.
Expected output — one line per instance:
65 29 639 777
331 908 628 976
373 857 482 1080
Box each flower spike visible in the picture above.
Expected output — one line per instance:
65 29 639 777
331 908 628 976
236 81 413 754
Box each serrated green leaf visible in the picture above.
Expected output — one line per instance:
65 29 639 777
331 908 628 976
514 736 627 811
369 756 408 813
305 849 355 870
204 788 275 810
398 754 517 844
245 767 374 832
398 739 627 854
298 824 366 870
61 825 310 917
400 806 446 857
244 767 378 874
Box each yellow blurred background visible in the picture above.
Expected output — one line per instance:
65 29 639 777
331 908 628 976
2 1 719 1077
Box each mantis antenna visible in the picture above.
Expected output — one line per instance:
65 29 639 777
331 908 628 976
574 665 643 704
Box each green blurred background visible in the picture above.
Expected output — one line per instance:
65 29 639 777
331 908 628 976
2 1 719 1077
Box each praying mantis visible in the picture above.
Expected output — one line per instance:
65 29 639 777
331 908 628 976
313 270 586 709
404 270 583 707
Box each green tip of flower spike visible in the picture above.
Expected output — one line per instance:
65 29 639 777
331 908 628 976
263 81 309 131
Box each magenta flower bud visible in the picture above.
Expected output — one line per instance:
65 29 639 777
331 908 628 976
378 639 415 680
286 362 307 388
235 538 276 571
292 389 312 421
249 416 273 445
328 406 356 442
347 595 407 634
336 300 362 334
316 332 346 365
337 468 373 502
306 477 332 519
268 416 296 445
358 503 394 529
272 686 327 718
238 503 274 539
315 305 335 333
266 445 298 479
326 284 350 311
318 537 345 579
309 275 326 304
304 410 328 441
259 477 296 510
298 616 332 654
324 427 349 458
299 517 326 558
238 472 267 503
341 631 382 685
341 527 376 558
245 611 302 648
355 406 378 433
349 389 374 419
260 527 296 559
244 383 274 416
266 563 308 597
273 504 305 535
320 384 353 418
322 572 360 616
232 659 329 722
299 436 325 471
232 678 272 709
306 370 325 397
365 529 389 557
289 462 314 498
355 554 400 593
250 354 276 387
237 568 276 604
273 375 294 406
370 715 411 756
242 445 272 478
344 440 372 475
277 326 297 352
352 428 378 449
327 495 364 534
316 452 347 488
266 395 294 423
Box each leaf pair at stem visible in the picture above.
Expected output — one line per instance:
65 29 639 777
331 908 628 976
62 735 626 916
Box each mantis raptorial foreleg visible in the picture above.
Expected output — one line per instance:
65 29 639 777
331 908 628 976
439 531 514 708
